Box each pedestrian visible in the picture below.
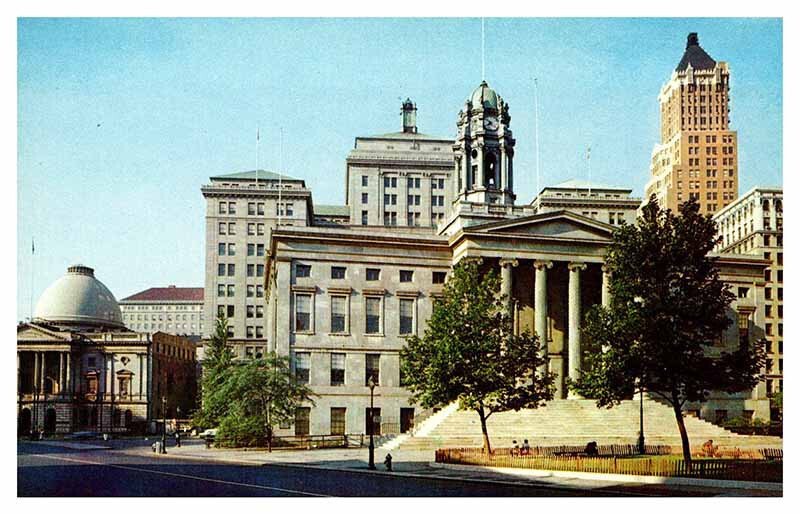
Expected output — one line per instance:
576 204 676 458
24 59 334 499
521 439 531 456
175 431 181 448
511 440 520 457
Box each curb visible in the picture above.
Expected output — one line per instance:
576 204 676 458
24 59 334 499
429 463 783 492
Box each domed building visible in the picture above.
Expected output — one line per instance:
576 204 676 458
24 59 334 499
17 265 197 436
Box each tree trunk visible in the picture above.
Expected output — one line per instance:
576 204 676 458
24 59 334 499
477 404 492 454
672 401 692 466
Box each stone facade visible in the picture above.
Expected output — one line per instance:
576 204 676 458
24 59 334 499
119 286 204 340
713 187 783 411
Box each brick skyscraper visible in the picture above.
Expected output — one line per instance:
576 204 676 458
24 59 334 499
643 33 738 215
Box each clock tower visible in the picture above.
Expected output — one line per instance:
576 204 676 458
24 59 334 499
453 81 516 206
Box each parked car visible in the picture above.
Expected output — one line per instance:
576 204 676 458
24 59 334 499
198 428 217 438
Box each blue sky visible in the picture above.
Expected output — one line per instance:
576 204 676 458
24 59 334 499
17 17 782 318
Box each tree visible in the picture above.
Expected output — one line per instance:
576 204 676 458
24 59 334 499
400 258 555 453
571 197 766 464
192 315 235 428
215 353 315 450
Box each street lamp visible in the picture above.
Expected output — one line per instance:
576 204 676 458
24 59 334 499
637 378 646 454
161 396 167 454
367 375 377 470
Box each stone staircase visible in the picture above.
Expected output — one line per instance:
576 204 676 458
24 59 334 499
395 398 782 451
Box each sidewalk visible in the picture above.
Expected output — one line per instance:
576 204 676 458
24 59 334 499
131 439 781 496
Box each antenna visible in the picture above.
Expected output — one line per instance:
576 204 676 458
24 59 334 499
586 146 592 196
481 18 486 81
534 77 541 199
278 127 283 225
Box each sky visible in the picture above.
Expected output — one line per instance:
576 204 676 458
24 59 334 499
16 17 783 319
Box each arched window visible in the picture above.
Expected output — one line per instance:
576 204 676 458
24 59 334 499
484 152 498 189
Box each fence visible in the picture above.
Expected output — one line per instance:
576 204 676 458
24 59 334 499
436 447 783 483
502 444 673 458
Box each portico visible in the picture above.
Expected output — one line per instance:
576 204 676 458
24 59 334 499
450 210 615 399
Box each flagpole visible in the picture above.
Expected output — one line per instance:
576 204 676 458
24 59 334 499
534 77 541 199
481 18 485 81
29 238 35 321
587 146 592 196
256 125 260 188
278 127 283 226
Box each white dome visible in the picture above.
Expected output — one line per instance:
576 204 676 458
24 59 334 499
34 264 124 329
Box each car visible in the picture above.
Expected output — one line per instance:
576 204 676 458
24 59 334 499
198 428 217 438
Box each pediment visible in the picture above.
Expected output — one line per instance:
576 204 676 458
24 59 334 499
17 323 72 342
467 211 614 242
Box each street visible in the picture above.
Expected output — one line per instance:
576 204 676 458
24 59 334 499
16 439 715 497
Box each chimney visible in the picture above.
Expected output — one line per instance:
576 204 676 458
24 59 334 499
687 32 699 48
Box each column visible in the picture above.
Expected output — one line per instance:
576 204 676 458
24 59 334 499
66 353 71 396
40 352 46 393
601 264 611 308
499 259 518 314
59 353 64 395
568 262 587 399
33 352 39 393
533 260 553 374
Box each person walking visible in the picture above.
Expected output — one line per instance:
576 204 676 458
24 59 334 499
175 431 181 448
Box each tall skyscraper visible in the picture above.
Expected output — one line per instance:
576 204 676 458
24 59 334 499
643 33 738 215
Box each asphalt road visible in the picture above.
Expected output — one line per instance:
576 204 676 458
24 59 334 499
17 440 736 497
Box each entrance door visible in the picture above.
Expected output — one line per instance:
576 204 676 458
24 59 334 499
365 408 381 436
18 408 32 436
44 408 57 434
400 408 415 433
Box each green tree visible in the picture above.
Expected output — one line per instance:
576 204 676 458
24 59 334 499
571 197 766 464
193 315 235 428
400 258 555 453
215 353 315 450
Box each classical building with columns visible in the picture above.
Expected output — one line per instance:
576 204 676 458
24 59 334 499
17 265 196 436
229 79 772 438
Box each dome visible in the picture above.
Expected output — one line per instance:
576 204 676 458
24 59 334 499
34 264 124 330
470 80 498 109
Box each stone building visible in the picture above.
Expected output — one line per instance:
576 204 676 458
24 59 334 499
119 286 204 340
17 265 196 436
713 187 783 412
251 81 770 437
643 33 739 215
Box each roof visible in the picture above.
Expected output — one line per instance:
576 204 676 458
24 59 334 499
314 204 350 217
210 169 300 182
546 179 632 192
34 265 124 330
676 33 716 71
120 287 204 303
360 131 451 142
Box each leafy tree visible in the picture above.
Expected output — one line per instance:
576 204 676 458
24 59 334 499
400 258 555 453
770 390 782 420
571 197 765 464
193 315 235 428
215 353 315 450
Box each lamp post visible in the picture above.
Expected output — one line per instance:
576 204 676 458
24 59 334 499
367 376 376 470
638 380 646 454
161 396 167 454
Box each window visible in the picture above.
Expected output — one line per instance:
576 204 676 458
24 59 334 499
738 310 750 345
295 407 310 436
295 294 312 332
777 270 783 282
331 296 347 333
218 223 226 235
257 203 265 216
256 285 264 298
248 202 256 215
218 243 226 256
366 268 380 281
227 305 235 318
330 407 346 435
408 177 420 189
365 354 380 386
362 192 368 204
331 266 346 279
766 323 773 336
248 223 255 236
362 175 368 187
257 244 265 256
227 264 235 276
399 298 414 335
383 176 397 188
361 210 368 226
255 327 263 339
283 350 310 386
257 223 265 235
218 264 225 276
400 270 413 282
228 202 236 214
247 264 255 277
765 288 772 300
218 201 227 214
432 271 446 284
228 222 235 235
777 253 783 265
737 287 749 299
256 305 264 318
247 305 255 318
331 353 345 386
366 297 381 334
217 305 225 318
257 264 265 277
227 285 234 297
248 244 255 256
246 327 254 339
296 264 311 278
217 284 225 297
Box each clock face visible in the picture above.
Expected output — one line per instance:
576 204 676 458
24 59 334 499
483 116 499 131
